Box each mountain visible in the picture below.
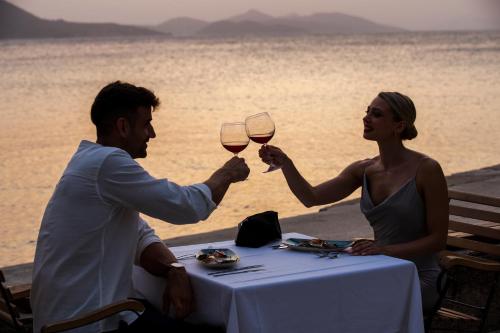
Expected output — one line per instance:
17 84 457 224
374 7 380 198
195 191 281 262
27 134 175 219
227 9 275 23
275 12 404 34
197 20 306 37
158 10 405 37
153 17 208 37
0 0 165 40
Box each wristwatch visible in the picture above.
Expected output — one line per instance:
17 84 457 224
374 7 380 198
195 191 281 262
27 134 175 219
165 262 185 274
169 262 185 269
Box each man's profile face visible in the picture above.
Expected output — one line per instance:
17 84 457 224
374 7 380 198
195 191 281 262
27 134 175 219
124 106 156 159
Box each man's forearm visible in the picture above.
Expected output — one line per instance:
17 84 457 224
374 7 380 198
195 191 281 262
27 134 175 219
203 168 233 206
140 242 177 277
140 242 195 318
202 156 249 205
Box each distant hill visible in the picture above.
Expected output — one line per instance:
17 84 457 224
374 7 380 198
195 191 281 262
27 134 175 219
153 17 208 37
155 9 405 37
227 10 275 23
275 12 404 34
0 0 165 40
197 20 306 37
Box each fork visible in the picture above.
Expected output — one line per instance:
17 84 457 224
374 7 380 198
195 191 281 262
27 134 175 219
271 243 288 249
316 252 339 259
328 252 339 259
175 254 195 260
316 252 328 258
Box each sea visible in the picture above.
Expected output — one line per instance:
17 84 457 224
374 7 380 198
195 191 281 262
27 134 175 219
1 31 499 266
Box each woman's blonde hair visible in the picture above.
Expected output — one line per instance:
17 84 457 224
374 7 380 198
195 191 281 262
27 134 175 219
378 91 418 140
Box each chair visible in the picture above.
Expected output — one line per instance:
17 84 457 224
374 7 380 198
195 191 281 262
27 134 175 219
0 269 32 332
427 189 500 332
40 299 144 333
1 268 145 333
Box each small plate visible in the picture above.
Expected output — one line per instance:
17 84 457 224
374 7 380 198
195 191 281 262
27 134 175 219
196 248 240 269
284 238 353 252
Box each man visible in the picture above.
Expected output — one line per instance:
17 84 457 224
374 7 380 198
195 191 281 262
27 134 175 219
31 81 250 333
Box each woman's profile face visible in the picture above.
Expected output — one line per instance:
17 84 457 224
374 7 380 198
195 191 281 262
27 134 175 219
363 97 403 141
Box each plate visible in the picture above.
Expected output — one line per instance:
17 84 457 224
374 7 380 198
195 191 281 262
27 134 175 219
284 238 353 252
195 248 240 268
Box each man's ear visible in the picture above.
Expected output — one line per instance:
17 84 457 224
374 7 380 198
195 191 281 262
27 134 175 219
116 117 131 138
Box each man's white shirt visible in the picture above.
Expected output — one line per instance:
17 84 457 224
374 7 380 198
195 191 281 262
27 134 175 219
31 140 216 333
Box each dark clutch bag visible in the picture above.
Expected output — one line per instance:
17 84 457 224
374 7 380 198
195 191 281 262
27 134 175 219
235 211 282 248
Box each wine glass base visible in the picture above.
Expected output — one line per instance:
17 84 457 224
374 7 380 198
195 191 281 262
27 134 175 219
263 164 281 173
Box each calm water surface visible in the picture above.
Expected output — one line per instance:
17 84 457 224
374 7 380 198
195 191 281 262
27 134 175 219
1 31 499 266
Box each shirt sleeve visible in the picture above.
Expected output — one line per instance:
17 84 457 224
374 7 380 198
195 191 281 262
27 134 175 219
97 150 217 224
135 217 162 265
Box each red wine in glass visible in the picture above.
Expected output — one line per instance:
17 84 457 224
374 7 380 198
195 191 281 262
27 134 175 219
222 143 249 154
220 122 249 157
248 132 274 144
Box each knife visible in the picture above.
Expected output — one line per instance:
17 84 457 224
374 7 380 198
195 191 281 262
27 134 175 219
208 265 264 275
212 268 265 277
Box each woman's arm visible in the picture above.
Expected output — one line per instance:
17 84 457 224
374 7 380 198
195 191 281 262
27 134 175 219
259 145 367 207
352 158 449 258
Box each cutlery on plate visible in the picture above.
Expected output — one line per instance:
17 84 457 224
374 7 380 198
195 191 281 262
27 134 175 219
316 252 340 259
175 254 195 260
212 268 265 277
271 243 288 249
207 265 263 275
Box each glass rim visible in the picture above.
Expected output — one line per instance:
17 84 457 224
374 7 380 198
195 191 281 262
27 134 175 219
245 112 270 120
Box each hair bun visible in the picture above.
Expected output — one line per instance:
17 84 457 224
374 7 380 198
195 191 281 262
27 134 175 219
402 124 418 140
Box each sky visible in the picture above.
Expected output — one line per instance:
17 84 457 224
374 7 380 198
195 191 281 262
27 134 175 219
7 0 500 31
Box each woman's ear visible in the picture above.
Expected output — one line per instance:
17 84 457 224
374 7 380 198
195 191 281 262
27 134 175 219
116 117 131 138
395 121 406 136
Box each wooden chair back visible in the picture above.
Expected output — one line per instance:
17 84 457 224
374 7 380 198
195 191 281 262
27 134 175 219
447 189 500 257
41 299 145 333
1 266 142 333
428 189 500 332
0 269 31 332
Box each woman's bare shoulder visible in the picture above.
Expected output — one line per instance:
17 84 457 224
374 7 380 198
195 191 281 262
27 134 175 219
345 157 378 178
415 154 445 184
414 153 442 172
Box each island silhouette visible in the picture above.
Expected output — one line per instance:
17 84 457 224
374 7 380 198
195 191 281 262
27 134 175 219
1 1 405 40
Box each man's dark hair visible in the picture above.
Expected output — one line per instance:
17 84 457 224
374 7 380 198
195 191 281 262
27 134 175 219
91 81 160 136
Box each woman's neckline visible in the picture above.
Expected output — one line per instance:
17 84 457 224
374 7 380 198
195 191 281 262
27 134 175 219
363 174 416 208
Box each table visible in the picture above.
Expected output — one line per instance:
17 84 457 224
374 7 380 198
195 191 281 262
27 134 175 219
133 233 424 333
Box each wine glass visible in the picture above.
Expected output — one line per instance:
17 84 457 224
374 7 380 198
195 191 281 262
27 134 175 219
220 122 249 156
245 112 279 172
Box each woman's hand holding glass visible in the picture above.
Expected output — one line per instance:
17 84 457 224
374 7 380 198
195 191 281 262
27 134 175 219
258 145 290 170
245 112 279 172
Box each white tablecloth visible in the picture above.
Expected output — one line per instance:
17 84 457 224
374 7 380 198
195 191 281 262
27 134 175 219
133 233 424 333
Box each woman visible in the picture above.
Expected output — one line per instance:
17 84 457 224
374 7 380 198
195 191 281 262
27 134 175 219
259 92 449 312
